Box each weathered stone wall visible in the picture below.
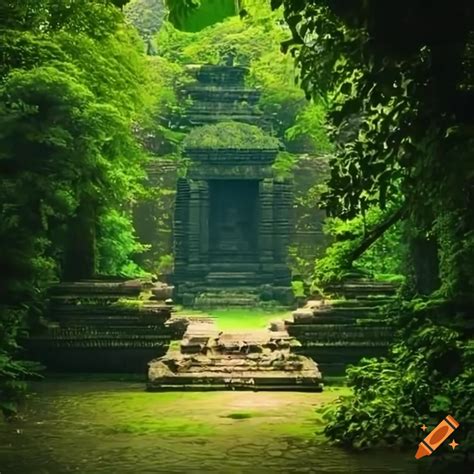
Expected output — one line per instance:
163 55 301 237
290 154 331 278
133 158 179 277
133 153 330 282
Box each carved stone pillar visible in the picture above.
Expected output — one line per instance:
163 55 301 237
258 178 275 267
199 180 210 262
188 180 201 264
173 178 190 278
273 179 292 263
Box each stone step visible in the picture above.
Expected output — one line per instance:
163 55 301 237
148 366 322 392
205 272 258 282
287 325 393 342
148 380 322 392
148 324 322 392
293 306 382 319
49 280 143 296
53 316 168 327
50 305 172 319
28 337 170 349
44 327 171 337
291 315 379 325
193 285 261 294
194 295 259 308
325 282 398 298
26 279 175 372
330 298 395 308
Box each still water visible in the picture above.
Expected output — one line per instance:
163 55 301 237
0 380 417 474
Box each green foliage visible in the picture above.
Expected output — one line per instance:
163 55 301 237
137 55 191 154
165 0 201 30
183 121 280 149
156 13 279 65
433 211 474 299
0 0 151 411
177 0 236 33
97 210 150 277
272 151 297 179
155 7 330 150
285 102 333 153
124 0 166 49
157 253 174 275
0 305 43 419
273 5 473 463
275 1 474 295
324 301 473 468
313 207 404 286
291 280 306 298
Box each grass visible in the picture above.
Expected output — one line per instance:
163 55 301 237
207 308 291 331
32 382 351 439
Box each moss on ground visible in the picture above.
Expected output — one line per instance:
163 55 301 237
0 382 416 473
208 308 291 331
25 381 350 439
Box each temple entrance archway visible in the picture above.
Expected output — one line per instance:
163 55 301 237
209 179 259 262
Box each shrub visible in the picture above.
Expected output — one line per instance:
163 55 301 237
183 121 280 149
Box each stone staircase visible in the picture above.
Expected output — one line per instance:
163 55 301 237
286 279 398 375
26 279 180 372
194 286 260 308
148 317 322 391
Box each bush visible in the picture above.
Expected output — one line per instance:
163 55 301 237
97 209 150 277
323 301 473 470
0 308 43 419
183 121 280 149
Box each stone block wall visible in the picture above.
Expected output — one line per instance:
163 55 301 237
289 154 331 278
133 158 180 277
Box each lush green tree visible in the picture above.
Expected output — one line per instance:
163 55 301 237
274 0 474 466
0 0 151 415
124 0 167 53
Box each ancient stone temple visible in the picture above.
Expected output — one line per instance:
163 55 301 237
173 65 293 306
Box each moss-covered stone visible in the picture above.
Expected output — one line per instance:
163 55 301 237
183 121 280 150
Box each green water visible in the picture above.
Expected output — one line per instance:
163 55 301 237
0 380 418 474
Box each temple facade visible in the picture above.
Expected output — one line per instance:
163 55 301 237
173 65 294 306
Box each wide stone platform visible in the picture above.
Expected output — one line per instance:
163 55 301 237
148 316 322 391
26 278 181 372
286 278 399 375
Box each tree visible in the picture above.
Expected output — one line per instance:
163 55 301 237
124 0 167 53
274 0 474 297
0 0 150 415
273 1 474 467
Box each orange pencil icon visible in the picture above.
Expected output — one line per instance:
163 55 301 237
415 414 459 459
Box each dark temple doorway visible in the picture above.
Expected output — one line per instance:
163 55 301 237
209 179 259 262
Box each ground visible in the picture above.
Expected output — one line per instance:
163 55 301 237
0 378 417 473
176 307 292 331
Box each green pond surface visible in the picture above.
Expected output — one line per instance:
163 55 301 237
0 380 418 474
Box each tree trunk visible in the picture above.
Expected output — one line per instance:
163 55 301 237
347 205 406 264
410 235 441 295
62 201 97 281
